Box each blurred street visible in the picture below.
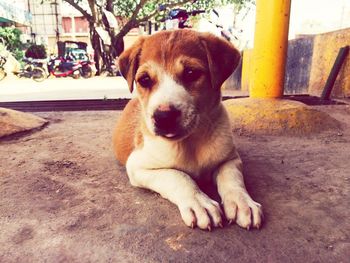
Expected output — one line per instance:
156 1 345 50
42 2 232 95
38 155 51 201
0 75 245 103
0 76 131 102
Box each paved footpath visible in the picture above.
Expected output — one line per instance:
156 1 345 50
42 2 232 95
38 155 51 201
0 76 245 102
0 76 131 102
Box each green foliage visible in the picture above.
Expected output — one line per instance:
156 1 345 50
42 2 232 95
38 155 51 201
0 27 22 50
12 49 25 61
64 0 253 28
108 0 253 20
25 44 47 59
0 27 24 60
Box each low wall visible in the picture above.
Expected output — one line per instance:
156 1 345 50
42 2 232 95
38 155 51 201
241 27 350 98
284 36 314 94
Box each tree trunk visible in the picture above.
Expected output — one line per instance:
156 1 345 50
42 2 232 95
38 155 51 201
64 0 143 75
90 5 128 74
90 24 103 75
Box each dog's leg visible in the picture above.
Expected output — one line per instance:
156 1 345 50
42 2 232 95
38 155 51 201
215 158 263 229
126 154 222 230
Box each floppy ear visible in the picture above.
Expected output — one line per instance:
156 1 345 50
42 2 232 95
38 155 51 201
118 36 146 92
200 33 241 89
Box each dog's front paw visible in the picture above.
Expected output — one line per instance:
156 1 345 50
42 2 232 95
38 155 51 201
178 192 223 231
222 191 263 230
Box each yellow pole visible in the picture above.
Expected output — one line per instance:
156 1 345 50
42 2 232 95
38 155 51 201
250 0 291 98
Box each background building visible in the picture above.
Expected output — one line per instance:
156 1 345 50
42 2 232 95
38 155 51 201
60 2 90 47
0 0 32 28
27 0 62 52
19 0 90 53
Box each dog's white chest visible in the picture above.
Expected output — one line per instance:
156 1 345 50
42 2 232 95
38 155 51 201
139 134 232 178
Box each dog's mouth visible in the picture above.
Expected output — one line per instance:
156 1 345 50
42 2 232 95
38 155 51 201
162 132 177 139
154 114 198 141
154 122 182 139
156 130 183 140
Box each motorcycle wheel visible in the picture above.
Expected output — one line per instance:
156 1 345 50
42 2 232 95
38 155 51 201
24 63 33 72
80 65 92 78
32 67 46 82
72 70 80 79
0 69 6 81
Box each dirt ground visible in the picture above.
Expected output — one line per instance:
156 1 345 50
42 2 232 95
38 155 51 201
0 104 349 263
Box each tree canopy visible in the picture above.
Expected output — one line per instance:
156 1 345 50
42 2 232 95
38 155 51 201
64 0 253 24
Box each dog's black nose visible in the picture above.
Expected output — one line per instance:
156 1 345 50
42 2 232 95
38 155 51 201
153 106 181 133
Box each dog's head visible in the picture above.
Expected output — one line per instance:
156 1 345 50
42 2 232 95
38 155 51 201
119 30 240 140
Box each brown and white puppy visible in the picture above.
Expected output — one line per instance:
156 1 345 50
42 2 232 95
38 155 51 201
113 30 263 230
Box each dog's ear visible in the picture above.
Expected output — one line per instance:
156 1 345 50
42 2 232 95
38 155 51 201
118 37 146 92
200 33 241 89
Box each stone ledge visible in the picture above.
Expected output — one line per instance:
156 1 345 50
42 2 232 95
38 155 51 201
0 107 48 139
224 98 342 136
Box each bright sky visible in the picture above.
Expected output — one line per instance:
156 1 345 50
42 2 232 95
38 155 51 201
214 0 350 49
289 0 350 36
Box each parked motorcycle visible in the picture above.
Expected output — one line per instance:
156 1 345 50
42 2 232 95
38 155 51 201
48 55 93 79
80 60 94 78
17 58 46 82
0 56 46 82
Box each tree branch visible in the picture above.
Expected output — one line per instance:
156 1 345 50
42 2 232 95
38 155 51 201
115 0 149 39
106 0 114 12
63 0 93 22
87 0 98 22
130 0 149 22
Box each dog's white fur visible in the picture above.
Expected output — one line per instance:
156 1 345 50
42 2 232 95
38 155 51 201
140 67 197 138
113 30 263 230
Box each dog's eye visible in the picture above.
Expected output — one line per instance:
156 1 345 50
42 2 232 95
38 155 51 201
137 74 152 88
183 68 201 82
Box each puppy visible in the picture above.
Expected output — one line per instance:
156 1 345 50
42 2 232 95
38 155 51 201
113 30 263 230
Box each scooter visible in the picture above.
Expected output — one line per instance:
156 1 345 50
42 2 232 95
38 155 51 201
48 54 94 79
48 56 82 79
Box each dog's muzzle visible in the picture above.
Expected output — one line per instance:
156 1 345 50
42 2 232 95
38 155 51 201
152 106 182 138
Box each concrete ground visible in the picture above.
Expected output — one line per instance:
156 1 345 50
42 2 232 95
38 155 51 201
0 103 349 262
